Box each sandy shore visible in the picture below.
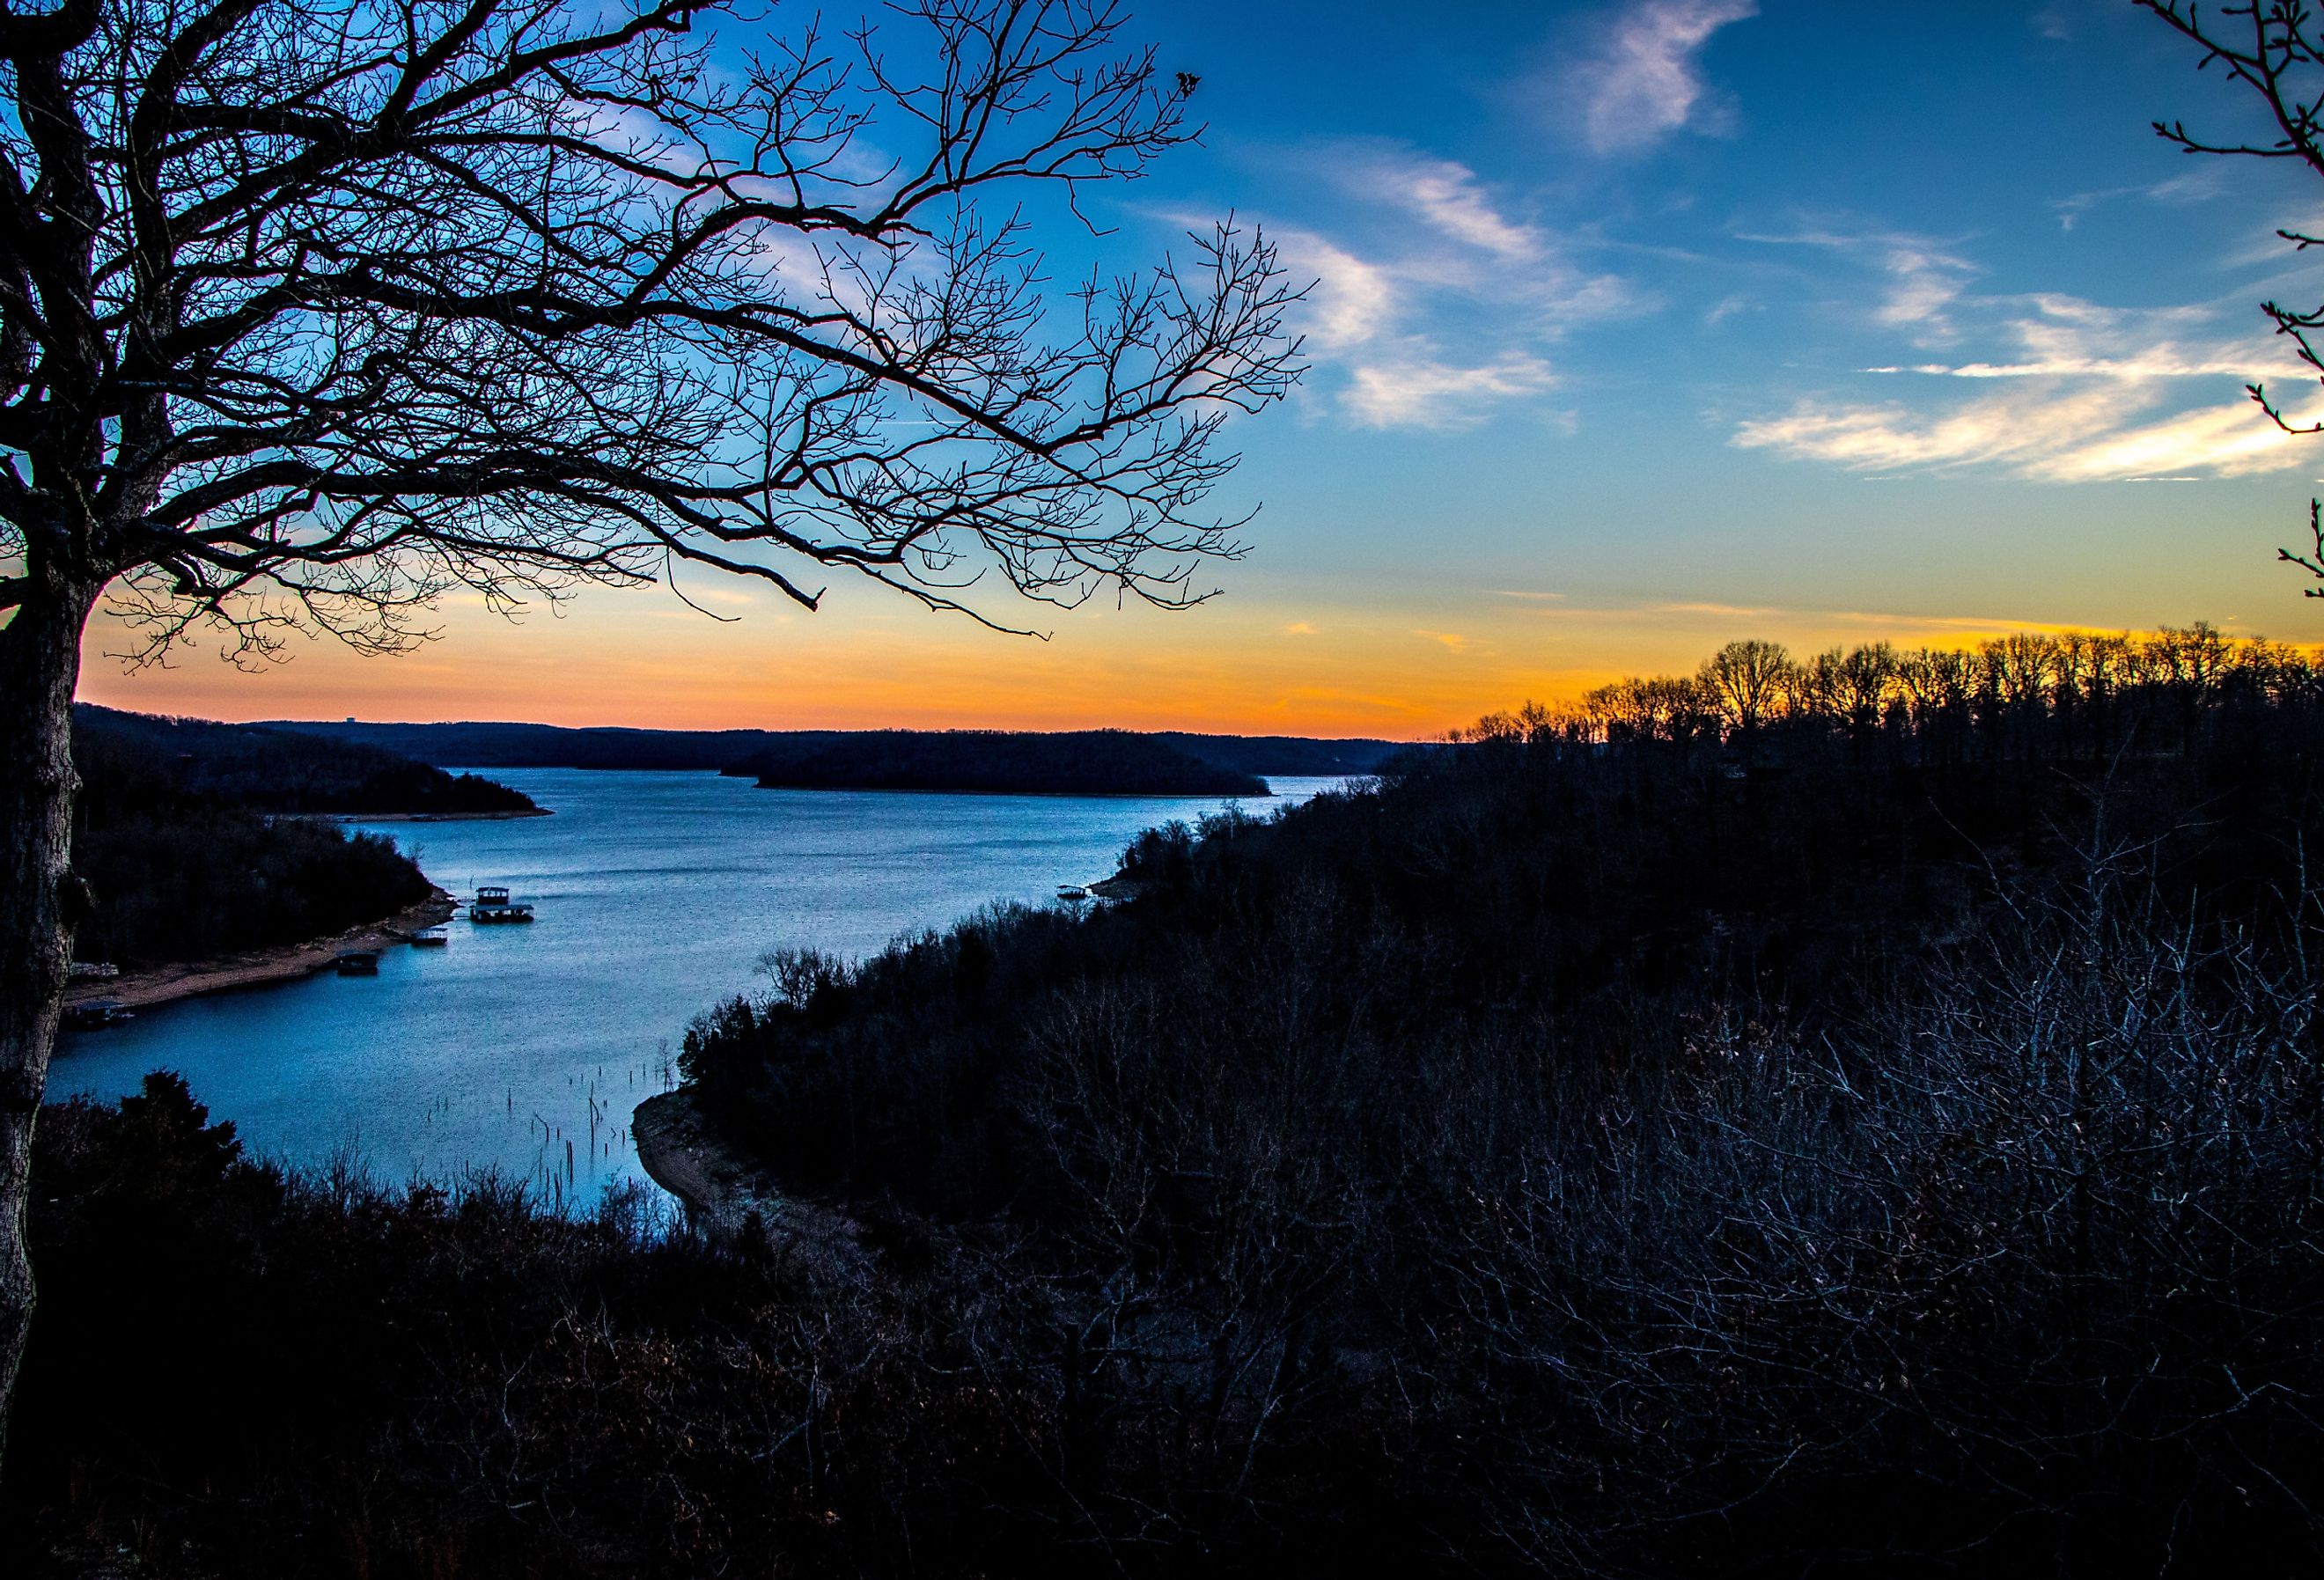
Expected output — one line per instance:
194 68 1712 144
65 890 458 1011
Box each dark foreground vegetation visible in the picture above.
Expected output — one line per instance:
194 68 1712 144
70 710 451 965
737 728 1269 796
16 625 2324 1575
271 717 1404 779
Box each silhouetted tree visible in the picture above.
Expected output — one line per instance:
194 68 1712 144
0 0 1301 1444
1696 636 1797 747
2141 0 2324 592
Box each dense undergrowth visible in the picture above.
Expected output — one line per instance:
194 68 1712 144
12 627 2324 1574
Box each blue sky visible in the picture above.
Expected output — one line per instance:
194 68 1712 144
1132 0 2324 594
87 0 2324 734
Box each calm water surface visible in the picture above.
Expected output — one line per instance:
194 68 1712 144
53 769 1351 1202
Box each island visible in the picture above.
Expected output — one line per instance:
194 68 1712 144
734 728 1271 796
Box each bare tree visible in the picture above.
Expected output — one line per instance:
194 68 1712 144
0 0 1299 1441
1696 637 1796 741
2138 0 2324 592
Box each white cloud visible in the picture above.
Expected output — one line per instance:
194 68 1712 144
1573 0 1759 155
1729 236 2324 481
1869 295 2280 382
1734 385 2130 475
1736 378 2321 483
1275 229 1396 350
2037 400 2322 481
1375 156 1544 260
1264 147 1632 430
1740 227 1975 342
1875 245 1975 340
1345 353 1558 430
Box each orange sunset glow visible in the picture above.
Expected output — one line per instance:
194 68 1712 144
73 580 2210 738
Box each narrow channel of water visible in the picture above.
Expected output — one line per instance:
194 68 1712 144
52 770 1350 1204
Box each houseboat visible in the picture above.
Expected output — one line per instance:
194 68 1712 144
469 886 535 924
63 999 133 1032
335 950 382 975
409 927 449 947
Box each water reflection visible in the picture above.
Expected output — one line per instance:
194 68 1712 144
53 769 1347 1202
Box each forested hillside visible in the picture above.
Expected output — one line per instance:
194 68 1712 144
265 718 795 771
264 717 1406 779
64 709 501 965
18 627 2324 1574
671 623 2324 1570
735 728 1268 795
75 705 539 815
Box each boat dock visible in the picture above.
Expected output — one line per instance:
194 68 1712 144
469 885 535 924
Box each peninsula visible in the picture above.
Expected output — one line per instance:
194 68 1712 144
63 707 536 1013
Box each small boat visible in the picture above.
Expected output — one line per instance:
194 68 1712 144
335 950 382 975
409 928 449 947
63 999 133 1032
1056 885 1090 901
469 885 535 924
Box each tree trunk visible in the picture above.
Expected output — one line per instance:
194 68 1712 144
0 574 94 1465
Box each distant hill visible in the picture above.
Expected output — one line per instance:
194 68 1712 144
1153 732 1406 777
67 709 472 966
261 718 1411 780
76 705 540 816
260 719 791 772
734 730 1269 797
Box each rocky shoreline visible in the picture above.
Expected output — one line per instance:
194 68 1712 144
630 1089 784 1235
631 1089 862 1259
63 889 458 1012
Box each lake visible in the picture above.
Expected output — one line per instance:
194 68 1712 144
51 769 1352 1204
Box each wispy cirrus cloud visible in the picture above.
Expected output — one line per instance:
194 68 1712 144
1284 231 1398 350
1739 226 1977 344
1734 289 2319 480
2051 168 2224 231
1264 144 1633 430
1386 157 1545 260
1564 0 1759 155
1345 353 1558 429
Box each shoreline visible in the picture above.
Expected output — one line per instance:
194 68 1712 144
64 889 459 1013
314 807 553 823
631 1089 773 1235
746 781 1278 799
631 1090 860 1257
